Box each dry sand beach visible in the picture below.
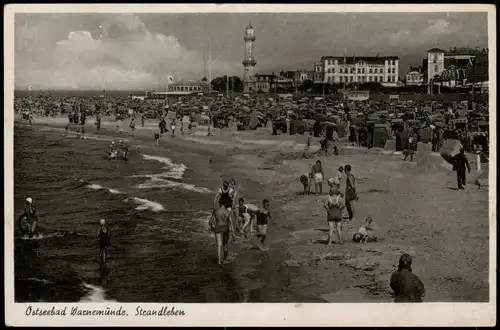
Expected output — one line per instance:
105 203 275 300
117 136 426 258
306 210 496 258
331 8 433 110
14 115 489 302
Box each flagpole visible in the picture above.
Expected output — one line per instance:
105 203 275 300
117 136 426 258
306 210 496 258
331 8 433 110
165 76 169 109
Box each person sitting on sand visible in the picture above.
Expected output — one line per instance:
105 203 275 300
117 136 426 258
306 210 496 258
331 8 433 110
352 217 377 243
237 197 260 235
300 172 313 195
390 253 425 303
322 189 349 245
255 199 272 249
311 160 325 195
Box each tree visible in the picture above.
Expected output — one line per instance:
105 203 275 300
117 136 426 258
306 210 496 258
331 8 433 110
210 76 244 93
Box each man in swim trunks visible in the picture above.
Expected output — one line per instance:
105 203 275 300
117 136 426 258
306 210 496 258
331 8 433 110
22 197 38 238
96 218 111 263
236 197 260 235
213 200 236 266
255 199 272 248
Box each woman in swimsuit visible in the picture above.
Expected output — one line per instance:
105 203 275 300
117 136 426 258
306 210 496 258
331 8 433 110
311 160 325 195
256 199 272 248
323 189 349 244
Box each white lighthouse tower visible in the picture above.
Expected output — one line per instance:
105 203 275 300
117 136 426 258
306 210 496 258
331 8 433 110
242 22 257 93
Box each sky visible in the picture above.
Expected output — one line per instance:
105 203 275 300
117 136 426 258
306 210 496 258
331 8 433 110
14 12 488 90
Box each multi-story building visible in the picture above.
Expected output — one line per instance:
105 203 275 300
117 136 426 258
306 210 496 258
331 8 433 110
320 56 399 87
255 74 276 93
405 66 425 86
313 61 324 84
425 47 488 90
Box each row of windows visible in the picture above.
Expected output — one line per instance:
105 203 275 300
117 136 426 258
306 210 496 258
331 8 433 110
168 86 208 92
324 67 397 74
325 75 398 83
324 59 397 65
256 83 270 89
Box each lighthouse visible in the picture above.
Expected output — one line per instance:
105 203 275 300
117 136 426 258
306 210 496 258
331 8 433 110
242 23 257 93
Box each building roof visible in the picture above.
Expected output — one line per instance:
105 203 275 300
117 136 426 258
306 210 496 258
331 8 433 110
427 48 447 53
170 80 209 87
320 56 399 65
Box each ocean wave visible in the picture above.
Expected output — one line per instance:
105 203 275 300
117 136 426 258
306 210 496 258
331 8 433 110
80 283 116 302
126 197 165 212
86 183 123 195
19 232 65 240
135 177 212 194
138 154 187 179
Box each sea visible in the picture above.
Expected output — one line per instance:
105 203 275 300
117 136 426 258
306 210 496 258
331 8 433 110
13 122 320 303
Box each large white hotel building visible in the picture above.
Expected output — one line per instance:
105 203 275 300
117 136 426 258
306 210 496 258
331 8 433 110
314 55 399 87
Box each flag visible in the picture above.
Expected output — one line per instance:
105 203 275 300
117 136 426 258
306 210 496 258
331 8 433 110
28 85 33 91
167 75 174 84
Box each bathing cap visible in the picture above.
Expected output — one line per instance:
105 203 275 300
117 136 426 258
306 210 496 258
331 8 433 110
100 218 106 225
26 197 33 203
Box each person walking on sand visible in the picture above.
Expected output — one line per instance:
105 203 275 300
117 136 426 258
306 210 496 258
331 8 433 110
452 147 471 190
390 253 425 303
129 117 136 133
305 131 313 151
141 115 145 128
311 160 325 195
322 189 349 245
95 113 101 133
171 119 176 137
344 164 357 222
210 200 236 267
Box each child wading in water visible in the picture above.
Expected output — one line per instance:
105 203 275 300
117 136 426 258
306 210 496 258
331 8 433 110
154 131 160 147
323 189 349 244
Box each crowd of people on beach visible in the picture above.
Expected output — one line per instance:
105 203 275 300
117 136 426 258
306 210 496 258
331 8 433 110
16 91 490 303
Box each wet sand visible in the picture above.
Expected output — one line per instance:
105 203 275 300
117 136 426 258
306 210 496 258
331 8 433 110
15 115 490 302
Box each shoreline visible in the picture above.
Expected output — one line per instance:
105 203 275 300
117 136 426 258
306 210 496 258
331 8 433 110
14 115 490 302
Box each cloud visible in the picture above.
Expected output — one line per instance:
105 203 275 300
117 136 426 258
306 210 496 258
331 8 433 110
422 19 460 35
15 14 234 90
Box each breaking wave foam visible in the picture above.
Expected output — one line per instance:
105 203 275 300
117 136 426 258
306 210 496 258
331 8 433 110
80 283 117 302
137 154 187 180
135 177 212 194
126 197 165 212
86 183 123 195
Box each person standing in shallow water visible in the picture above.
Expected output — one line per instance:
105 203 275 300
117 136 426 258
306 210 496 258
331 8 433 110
211 200 236 267
344 164 357 222
390 253 425 302
311 160 325 195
